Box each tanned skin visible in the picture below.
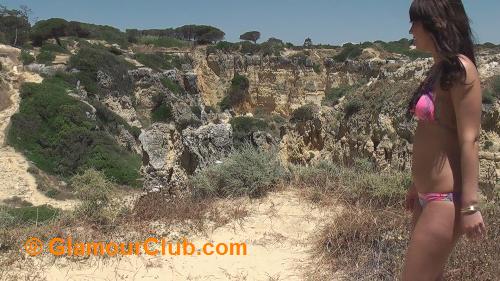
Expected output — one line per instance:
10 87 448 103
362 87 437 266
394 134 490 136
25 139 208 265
401 20 486 281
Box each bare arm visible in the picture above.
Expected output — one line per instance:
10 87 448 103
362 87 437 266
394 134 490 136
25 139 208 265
449 55 482 207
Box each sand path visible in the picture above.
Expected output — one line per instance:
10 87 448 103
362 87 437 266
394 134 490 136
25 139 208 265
2 188 340 281
0 44 76 210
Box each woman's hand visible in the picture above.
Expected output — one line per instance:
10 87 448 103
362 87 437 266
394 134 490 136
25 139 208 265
461 211 486 240
404 182 418 212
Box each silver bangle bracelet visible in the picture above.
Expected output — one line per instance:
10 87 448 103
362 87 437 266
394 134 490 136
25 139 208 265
460 205 479 215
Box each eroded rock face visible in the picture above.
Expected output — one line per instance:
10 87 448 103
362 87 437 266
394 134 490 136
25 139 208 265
279 106 413 172
116 124 141 155
38 43 500 194
138 122 234 195
482 101 500 134
130 67 203 129
199 51 330 116
251 130 279 150
23 63 66 77
139 123 188 196
279 104 326 165
102 95 142 128
180 123 233 175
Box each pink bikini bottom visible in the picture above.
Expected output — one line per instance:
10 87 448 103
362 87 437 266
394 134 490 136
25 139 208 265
418 192 459 208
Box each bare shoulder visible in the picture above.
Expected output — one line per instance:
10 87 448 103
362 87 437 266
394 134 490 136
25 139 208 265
457 54 479 84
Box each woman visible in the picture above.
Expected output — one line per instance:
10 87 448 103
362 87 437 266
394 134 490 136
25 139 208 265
403 0 486 280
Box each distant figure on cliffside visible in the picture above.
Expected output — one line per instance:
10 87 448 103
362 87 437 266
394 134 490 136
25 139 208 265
403 0 486 280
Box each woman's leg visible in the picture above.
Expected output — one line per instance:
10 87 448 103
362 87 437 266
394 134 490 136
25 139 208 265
402 201 457 281
435 221 462 281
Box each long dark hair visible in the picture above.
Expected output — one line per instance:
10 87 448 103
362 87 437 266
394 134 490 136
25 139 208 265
406 0 476 119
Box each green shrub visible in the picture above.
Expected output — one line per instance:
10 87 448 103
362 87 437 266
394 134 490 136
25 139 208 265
235 38 286 56
291 159 342 187
78 22 129 47
239 41 260 55
323 85 352 106
138 35 190 48
135 53 188 71
260 38 285 57
220 74 250 110
269 114 287 136
20 42 34 50
191 105 202 118
107 46 122 55
291 103 316 122
359 41 375 48
66 22 90 38
229 116 268 146
207 41 237 55
0 204 60 227
377 38 429 60
177 117 202 131
189 143 289 198
483 140 493 150
29 18 68 46
70 168 112 223
483 89 495 104
312 63 321 74
91 100 141 140
151 103 173 122
271 114 288 126
68 46 134 97
130 126 141 139
36 50 55 65
482 76 500 104
205 105 217 113
40 42 70 54
7 77 141 186
293 156 409 207
334 43 363 62
44 188 61 198
218 95 231 111
20 49 35 65
289 51 309 66
160 77 183 94
344 99 362 118
491 75 500 96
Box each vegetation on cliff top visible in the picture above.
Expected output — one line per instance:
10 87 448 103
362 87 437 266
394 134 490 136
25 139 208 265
7 77 141 187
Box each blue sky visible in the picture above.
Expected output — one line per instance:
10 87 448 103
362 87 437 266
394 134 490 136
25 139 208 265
2 0 499 45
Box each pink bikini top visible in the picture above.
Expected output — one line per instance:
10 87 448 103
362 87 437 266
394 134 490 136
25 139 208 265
410 76 436 121
410 78 436 122
410 72 458 133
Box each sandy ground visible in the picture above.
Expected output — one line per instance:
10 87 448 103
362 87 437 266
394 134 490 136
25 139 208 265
1 188 341 281
0 44 76 210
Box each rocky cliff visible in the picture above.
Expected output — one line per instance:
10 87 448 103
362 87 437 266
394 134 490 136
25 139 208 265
4 40 500 195
189 46 500 188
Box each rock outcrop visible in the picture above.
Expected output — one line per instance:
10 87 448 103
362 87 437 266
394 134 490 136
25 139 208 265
180 123 233 175
139 123 188 197
139 122 233 196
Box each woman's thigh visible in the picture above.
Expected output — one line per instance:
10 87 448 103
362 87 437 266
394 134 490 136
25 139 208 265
402 201 457 281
